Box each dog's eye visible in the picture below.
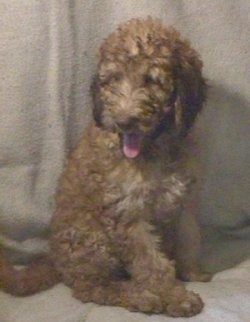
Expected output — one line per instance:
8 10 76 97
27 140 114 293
143 74 154 85
106 72 123 83
100 72 123 85
111 72 123 82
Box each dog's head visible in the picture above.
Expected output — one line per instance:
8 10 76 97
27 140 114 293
91 18 207 158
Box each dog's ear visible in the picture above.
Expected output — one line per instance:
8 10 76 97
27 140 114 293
174 43 207 135
91 75 103 127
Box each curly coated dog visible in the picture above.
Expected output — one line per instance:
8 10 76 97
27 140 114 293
0 18 211 317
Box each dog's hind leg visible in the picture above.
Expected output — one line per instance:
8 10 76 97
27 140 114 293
174 199 212 282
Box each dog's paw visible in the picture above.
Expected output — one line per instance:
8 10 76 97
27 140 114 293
165 289 204 317
131 290 163 313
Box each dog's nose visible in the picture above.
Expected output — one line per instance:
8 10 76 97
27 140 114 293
116 117 138 131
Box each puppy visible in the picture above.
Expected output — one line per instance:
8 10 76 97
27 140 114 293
0 17 211 317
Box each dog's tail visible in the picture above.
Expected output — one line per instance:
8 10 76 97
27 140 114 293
0 248 61 296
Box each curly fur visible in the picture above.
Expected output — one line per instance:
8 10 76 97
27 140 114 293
0 18 211 317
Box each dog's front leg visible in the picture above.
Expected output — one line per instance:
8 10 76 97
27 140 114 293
117 220 204 317
120 220 175 283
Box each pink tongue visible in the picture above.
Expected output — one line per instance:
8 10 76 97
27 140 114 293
123 133 140 158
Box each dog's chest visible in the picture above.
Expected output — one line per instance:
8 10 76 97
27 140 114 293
104 160 187 221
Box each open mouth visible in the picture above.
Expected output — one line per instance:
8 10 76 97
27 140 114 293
122 132 141 159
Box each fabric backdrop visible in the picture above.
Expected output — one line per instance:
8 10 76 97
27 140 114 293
0 1 250 321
